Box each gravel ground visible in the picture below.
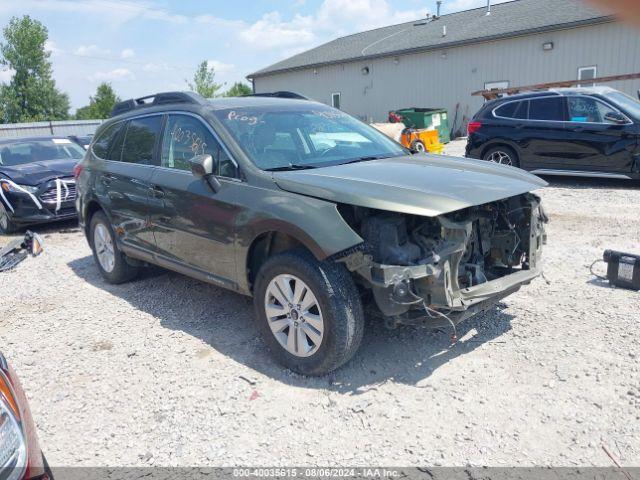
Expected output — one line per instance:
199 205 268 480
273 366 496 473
1 139 639 467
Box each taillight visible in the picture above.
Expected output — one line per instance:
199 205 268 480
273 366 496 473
467 121 482 135
73 162 83 179
0 370 27 480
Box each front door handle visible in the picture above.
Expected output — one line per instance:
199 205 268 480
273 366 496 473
101 174 116 187
149 185 165 199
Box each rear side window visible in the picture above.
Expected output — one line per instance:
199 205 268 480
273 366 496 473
92 122 126 161
93 123 119 160
494 101 528 119
528 98 566 121
121 116 163 165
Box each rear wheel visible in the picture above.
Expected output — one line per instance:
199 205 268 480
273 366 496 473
0 203 17 235
483 146 519 168
253 250 364 376
89 211 138 284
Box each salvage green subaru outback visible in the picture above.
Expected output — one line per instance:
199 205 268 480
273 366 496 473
75 91 547 375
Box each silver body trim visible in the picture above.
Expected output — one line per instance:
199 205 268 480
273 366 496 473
530 169 632 179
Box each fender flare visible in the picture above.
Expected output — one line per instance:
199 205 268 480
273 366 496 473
244 219 330 261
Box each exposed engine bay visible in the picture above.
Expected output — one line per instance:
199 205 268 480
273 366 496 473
336 193 547 326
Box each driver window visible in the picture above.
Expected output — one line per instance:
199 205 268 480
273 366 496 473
161 114 236 177
567 97 621 124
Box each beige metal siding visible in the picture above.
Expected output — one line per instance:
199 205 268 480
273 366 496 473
254 22 640 135
0 119 103 139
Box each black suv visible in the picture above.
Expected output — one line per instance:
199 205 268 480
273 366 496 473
466 87 640 179
76 91 547 375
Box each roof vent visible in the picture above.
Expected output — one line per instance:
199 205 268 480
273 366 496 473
436 1 442 18
486 0 491 15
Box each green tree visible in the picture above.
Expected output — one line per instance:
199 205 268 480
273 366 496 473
75 82 119 119
0 15 69 122
224 81 252 97
187 60 224 98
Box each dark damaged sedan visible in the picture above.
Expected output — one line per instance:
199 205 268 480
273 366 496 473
0 137 83 234
76 92 548 375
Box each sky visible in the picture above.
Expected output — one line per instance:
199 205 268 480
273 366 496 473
0 0 507 111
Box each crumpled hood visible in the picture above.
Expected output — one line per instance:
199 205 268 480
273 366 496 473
0 158 77 186
273 155 547 217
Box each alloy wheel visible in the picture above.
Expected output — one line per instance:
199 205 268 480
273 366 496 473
487 150 513 166
94 223 115 273
264 274 324 358
0 203 8 231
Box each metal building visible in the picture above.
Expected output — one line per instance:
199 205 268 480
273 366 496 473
0 119 103 139
248 0 640 135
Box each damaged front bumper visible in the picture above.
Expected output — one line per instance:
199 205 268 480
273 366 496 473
339 194 547 327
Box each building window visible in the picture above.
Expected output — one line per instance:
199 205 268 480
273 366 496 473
331 93 341 110
578 66 597 87
484 81 509 101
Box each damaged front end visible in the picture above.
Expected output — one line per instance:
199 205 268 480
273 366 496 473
335 193 548 328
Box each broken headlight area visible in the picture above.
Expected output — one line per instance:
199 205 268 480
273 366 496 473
336 194 547 327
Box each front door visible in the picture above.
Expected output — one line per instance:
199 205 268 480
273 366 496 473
562 96 637 173
148 113 241 285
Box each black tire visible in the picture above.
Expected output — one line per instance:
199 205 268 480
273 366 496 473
410 140 426 153
483 145 520 168
253 250 364 376
89 211 138 284
0 202 17 235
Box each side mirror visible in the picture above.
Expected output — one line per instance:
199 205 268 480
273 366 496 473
189 154 221 192
603 111 628 125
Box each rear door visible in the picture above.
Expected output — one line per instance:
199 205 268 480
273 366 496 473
520 96 569 170
93 115 162 252
562 96 636 173
148 112 241 285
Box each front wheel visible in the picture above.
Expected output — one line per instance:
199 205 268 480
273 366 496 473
89 211 139 284
0 202 17 235
483 146 519 168
253 250 364 376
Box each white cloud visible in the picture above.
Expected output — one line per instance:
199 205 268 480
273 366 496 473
239 0 429 51
75 44 111 57
88 68 133 82
444 0 511 13
142 62 171 72
0 68 15 84
207 60 235 74
315 0 425 32
0 0 187 26
44 40 63 55
121 48 135 59
240 12 315 49
194 14 244 29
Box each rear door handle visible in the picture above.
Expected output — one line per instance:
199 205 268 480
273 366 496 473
149 185 165 199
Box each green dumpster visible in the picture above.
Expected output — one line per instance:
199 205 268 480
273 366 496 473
395 108 451 144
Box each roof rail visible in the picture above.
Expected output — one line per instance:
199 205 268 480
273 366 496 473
110 91 206 117
245 91 309 100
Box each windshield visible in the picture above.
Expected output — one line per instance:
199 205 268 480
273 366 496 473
213 105 407 170
0 139 85 167
604 91 640 120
